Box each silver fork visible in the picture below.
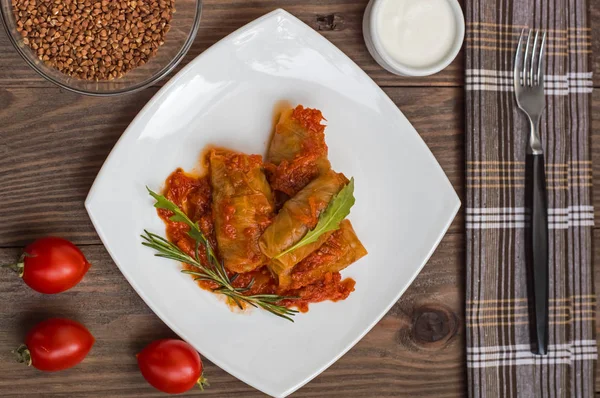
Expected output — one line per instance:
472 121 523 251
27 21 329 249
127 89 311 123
513 29 548 356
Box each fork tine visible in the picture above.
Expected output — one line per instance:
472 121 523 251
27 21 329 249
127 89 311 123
523 29 533 86
530 30 540 85
514 28 525 88
537 31 547 87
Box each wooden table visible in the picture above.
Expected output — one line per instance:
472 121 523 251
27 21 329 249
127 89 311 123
0 1 598 396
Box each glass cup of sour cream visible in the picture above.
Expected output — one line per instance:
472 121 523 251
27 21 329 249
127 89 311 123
363 0 465 76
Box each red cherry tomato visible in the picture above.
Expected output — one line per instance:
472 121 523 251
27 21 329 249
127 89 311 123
3 237 91 294
16 318 95 372
137 339 208 394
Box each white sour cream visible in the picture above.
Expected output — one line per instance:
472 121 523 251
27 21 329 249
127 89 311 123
376 0 457 68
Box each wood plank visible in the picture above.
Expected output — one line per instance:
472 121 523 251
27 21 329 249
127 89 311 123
4 0 600 88
0 0 464 89
0 233 465 397
0 86 464 247
0 87 158 246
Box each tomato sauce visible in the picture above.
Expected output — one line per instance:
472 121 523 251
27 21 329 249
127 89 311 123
265 105 330 198
288 226 347 290
158 168 355 313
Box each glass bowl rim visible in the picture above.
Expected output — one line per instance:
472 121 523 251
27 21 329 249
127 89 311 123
0 0 203 96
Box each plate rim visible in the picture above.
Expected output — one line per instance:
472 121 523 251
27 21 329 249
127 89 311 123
85 8 461 397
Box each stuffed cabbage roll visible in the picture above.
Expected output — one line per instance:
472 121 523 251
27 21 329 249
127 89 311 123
210 149 274 273
265 105 331 198
259 170 348 286
288 220 367 290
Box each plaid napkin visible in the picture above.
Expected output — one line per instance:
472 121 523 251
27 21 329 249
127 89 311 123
465 0 597 396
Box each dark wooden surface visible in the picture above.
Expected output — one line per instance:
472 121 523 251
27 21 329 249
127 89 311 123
0 0 596 396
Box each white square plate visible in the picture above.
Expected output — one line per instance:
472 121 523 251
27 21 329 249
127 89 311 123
85 9 460 397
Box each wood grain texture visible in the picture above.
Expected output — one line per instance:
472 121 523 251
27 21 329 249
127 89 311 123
4 0 600 87
0 87 158 246
0 86 463 247
0 233 465 397
0 0 465 89
0 0 598 395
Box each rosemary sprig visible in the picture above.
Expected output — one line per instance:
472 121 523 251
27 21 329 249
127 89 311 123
143 188 299 321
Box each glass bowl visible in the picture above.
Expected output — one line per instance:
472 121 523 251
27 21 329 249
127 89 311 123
0 0 202 96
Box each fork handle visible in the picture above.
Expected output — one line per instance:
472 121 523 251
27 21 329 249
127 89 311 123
526 153 549 355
